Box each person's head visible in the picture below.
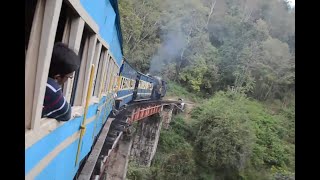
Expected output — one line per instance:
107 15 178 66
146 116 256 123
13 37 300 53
48 42 80 85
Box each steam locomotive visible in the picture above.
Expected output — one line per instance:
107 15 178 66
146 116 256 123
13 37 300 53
115 59 167 109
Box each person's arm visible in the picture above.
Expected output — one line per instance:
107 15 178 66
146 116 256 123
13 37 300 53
54 102 71 121
44 89 72 121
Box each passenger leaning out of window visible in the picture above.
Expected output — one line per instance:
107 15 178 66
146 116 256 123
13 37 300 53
42 42 81 121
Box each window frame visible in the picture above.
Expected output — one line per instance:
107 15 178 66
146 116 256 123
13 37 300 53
25 0 63 130
91 41 103 99
62 15 85 102
73 31 97 107
25 0 122 149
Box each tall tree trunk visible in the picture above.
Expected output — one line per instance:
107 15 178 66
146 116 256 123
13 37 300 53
175 28 193 82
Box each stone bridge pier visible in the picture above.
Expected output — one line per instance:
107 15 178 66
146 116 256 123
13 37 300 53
104 105 174 180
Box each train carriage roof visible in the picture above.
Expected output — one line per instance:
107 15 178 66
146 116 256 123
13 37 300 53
80 0 123 64
109 0 123 53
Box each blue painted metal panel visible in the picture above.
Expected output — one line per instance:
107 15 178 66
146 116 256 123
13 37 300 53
80 0 123 64
139 73 155 83
36 140 80 180
26 97 112 178
117 89 134 98
25 116 82 174
110 25 123 65
119 94 133 107
119 60 138 80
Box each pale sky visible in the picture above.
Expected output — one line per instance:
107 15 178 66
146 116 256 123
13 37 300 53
287 0 295 7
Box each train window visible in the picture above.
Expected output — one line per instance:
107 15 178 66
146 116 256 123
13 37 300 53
55 2 72 92
97 51 110 96
120 77 124 89
101 54 110 95
25 0 63 130
104 53 112 94
93 47 104 96
124 78 128 89
70 25 97 106
37 1 84 107
38 1 86 123
70 27 89 106
113 62 119 92
104 57 112 94
110 61 117 93
91 42 102 93
107 61 114 93
100 50 109 96
113 62 118 92
56 4 84 102
54 2 68 44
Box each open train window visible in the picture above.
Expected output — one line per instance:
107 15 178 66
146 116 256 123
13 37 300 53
39 1 84 121
112 62 119 92
51 2 85 104
69 25 97 107
93 48 104 96
54 2 71 92
101 54 111 94
120 77 125 89
54 2 68 44
26 0 66 129
109 61 116 93
104 55 113 93
70 26 90 106
109 60 118 93
93 48 108 96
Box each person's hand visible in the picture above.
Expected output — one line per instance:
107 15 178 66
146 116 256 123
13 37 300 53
72 112 82 119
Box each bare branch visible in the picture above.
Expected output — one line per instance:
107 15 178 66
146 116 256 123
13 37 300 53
129 20 160 53
206 0 217 27
180 28 193 61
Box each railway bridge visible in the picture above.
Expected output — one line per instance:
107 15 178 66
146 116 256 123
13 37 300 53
76 100 183 180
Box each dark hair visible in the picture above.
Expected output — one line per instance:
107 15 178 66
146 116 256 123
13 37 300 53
48 42 81 78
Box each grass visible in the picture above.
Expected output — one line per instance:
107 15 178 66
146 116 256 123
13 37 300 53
165 81 204 103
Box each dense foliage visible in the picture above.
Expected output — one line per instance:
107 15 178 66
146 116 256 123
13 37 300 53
119 0 295 179
127 89 295 180
191 90 295 179
119 0 295 102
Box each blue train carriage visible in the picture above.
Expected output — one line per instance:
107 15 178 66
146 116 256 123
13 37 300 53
115 59 138 109
133 72 156 100
25 0 123 179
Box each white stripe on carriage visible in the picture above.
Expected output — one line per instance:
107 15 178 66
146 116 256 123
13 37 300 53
26 131 80 179
137 93 151 95
117 93 133 100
